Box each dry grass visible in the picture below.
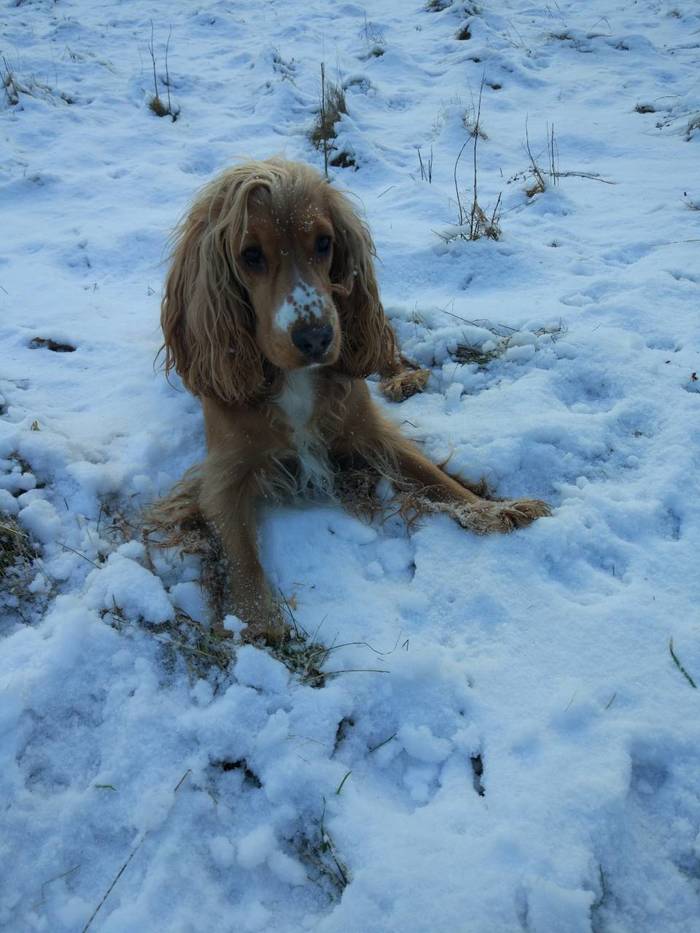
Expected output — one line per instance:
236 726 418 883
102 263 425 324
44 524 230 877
361 14 385 59
148 95 170 117
453 321 564 367
2 55 75 107
147 22 179 121
296 803 350 896
454 337 512 366
310 64 348 175
686 114 700 141
417 146 433 182
1 517 34 581
29 336 76 353
0 515 40 623
436 80 502 243
523 121 558 197
509 122 614 197
2 56 21 106
309 69 347 144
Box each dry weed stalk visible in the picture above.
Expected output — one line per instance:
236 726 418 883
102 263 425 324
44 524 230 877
438 79 502 242
417 146 433 182
147 22 179 121
515 122 613 197
310 63 348 177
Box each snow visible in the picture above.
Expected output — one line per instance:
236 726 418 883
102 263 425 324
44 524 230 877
2 0 700 931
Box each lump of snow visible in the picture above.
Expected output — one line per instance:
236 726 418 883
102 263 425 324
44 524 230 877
223 614 247 636
237 824 276 869
237 825 306 886
398 723 453 763
209 835 236 869
85 553 173 624
169 581 207 621
445 381 463 413
268 849 307 886
19 498 61 544
504 344 536 363
525 878 595 933
403 763 437 804
241 901 272 933
0 489 19 515
234 645 289 694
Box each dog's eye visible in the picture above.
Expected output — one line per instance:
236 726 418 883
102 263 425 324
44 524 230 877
315 235 332 256
242 245 265 269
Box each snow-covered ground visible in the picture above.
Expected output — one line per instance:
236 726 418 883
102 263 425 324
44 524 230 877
2 0 700 930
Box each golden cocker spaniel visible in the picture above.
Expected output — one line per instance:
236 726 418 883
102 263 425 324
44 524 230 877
160 158 549 642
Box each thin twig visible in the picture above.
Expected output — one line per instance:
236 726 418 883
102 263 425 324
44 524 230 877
551 170 615 184
81 770 191 932
453 138 470 228
669 638 697 688
368 732 397 753
148 21 158 101
81 840 145 933
164 26 173 113
525 116 546 194
58 542 101 569
321 63 328 178
470 79 485 237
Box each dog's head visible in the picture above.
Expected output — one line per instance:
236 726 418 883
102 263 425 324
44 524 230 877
161 158 396 404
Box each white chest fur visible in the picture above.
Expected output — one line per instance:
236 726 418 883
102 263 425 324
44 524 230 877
275 370 334 496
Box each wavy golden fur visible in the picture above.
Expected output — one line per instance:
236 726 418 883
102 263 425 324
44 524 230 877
162 159 396 404
159 158 549 642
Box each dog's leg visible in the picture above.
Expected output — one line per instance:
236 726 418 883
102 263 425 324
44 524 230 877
200 459 287 644
350 405 550 533
392 433 549 532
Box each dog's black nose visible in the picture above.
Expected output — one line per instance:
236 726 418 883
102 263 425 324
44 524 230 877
291 323 334 361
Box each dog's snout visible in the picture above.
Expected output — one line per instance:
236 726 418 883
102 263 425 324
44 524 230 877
291 322 334 362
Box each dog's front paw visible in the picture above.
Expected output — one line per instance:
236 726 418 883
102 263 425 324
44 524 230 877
453 497 550 534
239 601 291 646
500 497 551 529
380 368 430 402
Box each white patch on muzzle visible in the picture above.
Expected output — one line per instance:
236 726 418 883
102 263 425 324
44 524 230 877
275 280 327 334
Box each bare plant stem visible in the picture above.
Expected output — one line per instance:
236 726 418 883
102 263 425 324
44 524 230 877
148 21 159 102
469 80 485 238
165 25 173 113
453 137 469 228
525 116 546 195
321 63 328 178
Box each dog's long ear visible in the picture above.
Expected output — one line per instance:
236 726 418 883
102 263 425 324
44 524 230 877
327 186 398 378
160 177 267 404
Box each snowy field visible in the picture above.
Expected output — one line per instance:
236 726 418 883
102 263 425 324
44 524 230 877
2 0 700 930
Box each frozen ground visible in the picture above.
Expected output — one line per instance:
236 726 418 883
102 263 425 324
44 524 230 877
2 0 700 930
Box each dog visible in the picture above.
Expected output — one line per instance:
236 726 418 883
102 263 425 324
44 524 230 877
159 158 549 642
